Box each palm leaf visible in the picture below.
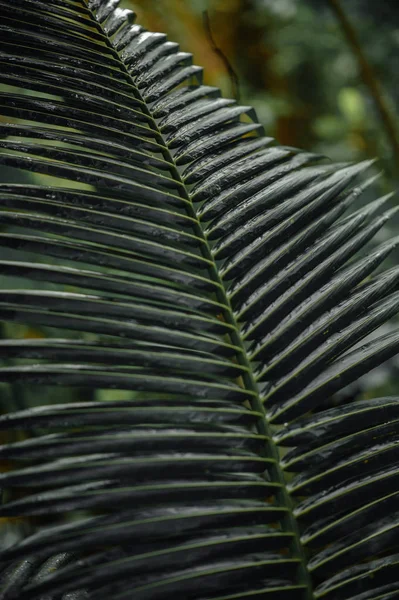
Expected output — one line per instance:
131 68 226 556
0 1 398 599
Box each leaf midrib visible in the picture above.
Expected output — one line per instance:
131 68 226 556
85 3 314 598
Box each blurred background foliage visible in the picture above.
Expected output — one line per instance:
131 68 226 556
0 0 398 413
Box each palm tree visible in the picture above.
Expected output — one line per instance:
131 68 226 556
0 1 399 598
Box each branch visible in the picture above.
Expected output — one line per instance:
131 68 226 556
327 0 399 168
202 10 241 102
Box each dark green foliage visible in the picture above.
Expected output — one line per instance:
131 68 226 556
0 1 398 599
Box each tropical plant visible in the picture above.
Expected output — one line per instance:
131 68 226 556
0 1 399 599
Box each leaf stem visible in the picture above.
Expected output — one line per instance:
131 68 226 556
89 4 313 596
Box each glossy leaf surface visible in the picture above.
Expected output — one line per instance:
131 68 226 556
0 1 398 599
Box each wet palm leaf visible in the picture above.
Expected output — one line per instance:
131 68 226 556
0 1 398 599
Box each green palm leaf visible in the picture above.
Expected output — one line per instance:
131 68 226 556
0 1 398 599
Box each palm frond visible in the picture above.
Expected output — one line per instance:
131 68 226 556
0 1 398 599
